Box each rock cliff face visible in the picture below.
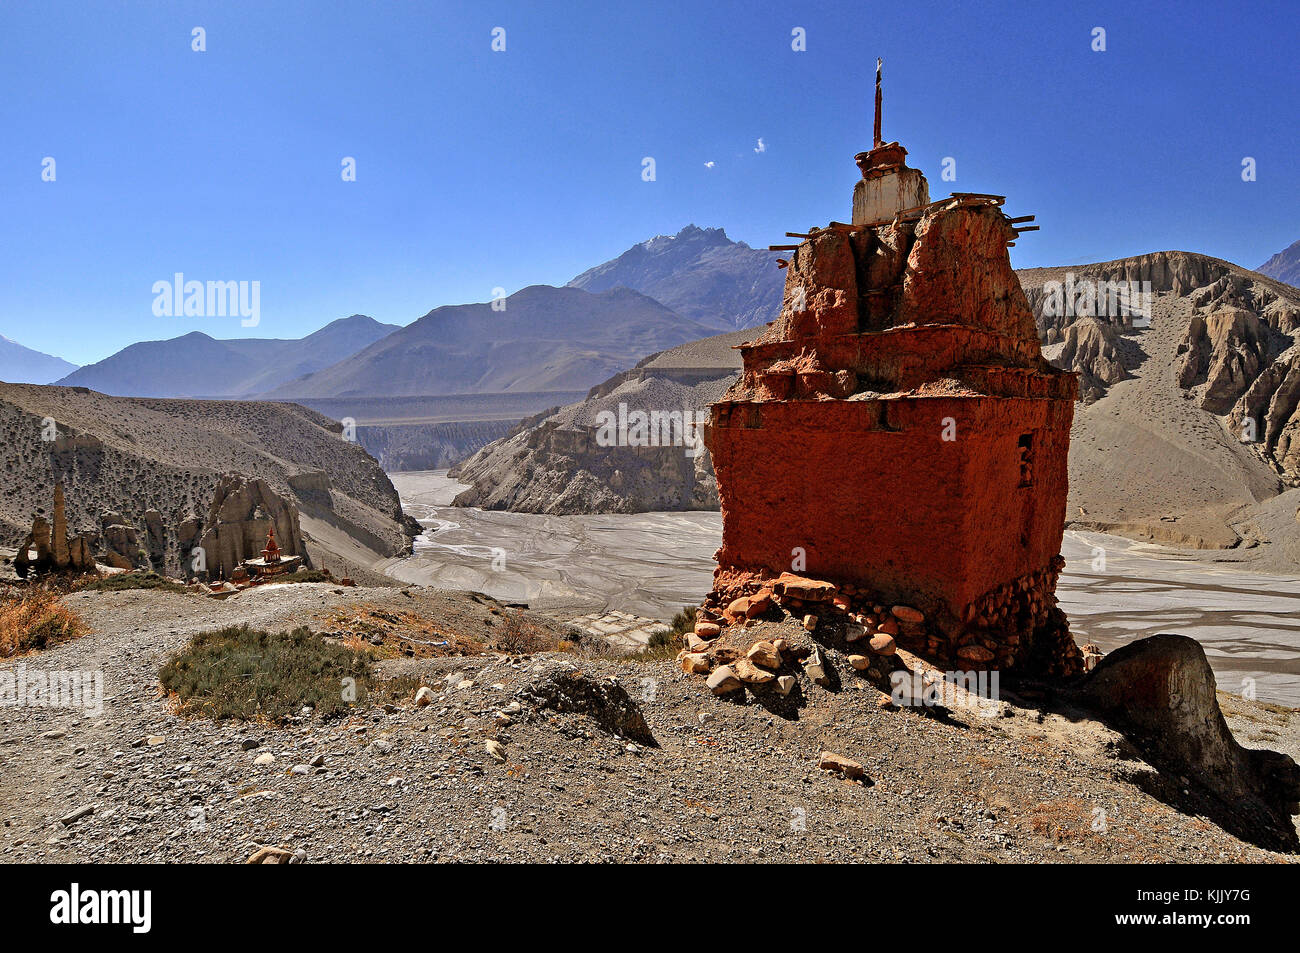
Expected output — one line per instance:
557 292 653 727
1229 354 1300 478
450 330 750 514
97 510 149 571
1021 252 1300 556
357 420 517 473
1023 250 1247 338
1177 308 1272 413
197 474 309 580
1025 253 1300 479
1054 319 1132 403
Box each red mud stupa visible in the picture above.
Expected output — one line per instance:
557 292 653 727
702 64 1082 677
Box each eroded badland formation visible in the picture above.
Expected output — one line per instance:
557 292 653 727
0 384 415 587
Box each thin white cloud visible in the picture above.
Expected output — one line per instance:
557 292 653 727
704 160 716 168
754 138 766 153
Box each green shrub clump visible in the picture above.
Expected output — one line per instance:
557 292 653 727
159 624 373 720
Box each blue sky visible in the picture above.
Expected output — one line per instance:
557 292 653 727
1 0 1296 365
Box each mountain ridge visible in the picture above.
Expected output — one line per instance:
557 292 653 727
1258 238 1300 288
54 315 398 398
0 335 78 384
567 224 783 332
263 285 718 399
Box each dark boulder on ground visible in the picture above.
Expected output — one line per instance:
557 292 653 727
1067 633 1300 851
517 662 657 748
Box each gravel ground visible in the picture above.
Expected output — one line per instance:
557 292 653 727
1 583 1296 863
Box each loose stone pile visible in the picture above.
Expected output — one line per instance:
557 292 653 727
681 565 1083 702
953 558 1081 677
684 571 930 699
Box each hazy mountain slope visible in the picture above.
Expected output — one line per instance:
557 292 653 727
57 331 261 398
0 382 415 578
568 225 783 332
265 285 716 399
0 335 78 384
449 328 750 513
54 315 398 398
235 315 401 394
1259 239 1300 288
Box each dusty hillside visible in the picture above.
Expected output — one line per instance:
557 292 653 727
450 329 750 513
1019 252 1300 560
2 581 1296 863
0 383 415 578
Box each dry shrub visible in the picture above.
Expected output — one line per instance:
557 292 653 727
631 605 698 661
0 587 87 658
493 610 565 655
1028 797 1092 842
669 604 698 637
75 571 188 595
322 604 483 658
632 628 682 661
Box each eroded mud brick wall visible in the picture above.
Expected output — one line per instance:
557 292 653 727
710 395 1072 612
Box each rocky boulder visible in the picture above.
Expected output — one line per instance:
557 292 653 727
516 661 657 746
1068 633 1300 852
99 511 148 570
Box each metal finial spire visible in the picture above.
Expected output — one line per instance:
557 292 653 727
873 58 883 147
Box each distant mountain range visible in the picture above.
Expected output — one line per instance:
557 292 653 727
12 233 1297 404
265 285 717 398
1258 239 1300 287
568 224 782 332
22 226 781 402
54 315 398 398
0 335 78 384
